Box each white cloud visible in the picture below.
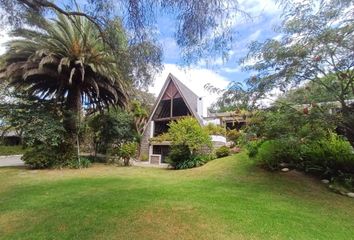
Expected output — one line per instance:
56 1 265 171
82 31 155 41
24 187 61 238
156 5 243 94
222 66 241 73
160 37 180 61
149 64 230 116
196 57 225 68
0 31 10 55
256 87 283 108
239 0 280 16
248 29 262 41
273 34 283 41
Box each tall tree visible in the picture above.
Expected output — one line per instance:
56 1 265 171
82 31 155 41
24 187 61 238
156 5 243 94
0 13 130 144
0 0 242 65
239 0 354 144
277 74 354 105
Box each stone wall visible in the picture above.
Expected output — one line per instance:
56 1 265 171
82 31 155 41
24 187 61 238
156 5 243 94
139 122 151 159
150 155 160 164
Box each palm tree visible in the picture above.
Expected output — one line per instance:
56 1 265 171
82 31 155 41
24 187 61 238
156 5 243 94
0 13 130 143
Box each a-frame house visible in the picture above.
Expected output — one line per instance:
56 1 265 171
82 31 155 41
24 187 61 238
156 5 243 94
139 73 204 164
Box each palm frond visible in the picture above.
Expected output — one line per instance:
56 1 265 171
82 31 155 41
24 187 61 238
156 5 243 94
0 11 130 110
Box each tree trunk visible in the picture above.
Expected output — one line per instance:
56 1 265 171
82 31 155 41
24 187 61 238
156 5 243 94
64 84 81 144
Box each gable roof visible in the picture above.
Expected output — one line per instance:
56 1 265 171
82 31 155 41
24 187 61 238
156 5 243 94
168 74 203 124
144 73 203 133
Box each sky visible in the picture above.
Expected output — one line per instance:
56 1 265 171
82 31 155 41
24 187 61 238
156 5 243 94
150 0 283 114
0 0 283 113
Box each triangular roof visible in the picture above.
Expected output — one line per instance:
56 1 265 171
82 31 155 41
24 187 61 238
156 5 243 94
145 73 203 130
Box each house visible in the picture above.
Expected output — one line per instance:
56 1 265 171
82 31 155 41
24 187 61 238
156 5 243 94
204 111 247 130
139 73 228 164
1 130 22 145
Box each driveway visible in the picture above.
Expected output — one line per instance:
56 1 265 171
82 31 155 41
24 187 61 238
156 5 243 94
0 155 25 167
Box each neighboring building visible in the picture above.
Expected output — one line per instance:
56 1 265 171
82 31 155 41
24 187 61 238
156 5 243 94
204 111 247 130
140 73 244 165
1 130 21 145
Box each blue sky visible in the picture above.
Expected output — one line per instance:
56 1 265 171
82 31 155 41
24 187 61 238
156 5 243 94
0 0 283 113
150 0 283 114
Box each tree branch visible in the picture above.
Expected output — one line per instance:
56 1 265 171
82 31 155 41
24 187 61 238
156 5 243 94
17 0 108 46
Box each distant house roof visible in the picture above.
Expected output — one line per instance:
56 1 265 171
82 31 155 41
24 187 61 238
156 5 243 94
1 130 19 137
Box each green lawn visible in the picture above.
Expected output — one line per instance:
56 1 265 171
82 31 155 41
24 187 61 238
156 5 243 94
0 152 353 240
0 145 26 156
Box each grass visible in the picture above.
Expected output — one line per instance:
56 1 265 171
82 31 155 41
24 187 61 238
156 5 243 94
0 145 26 156
0 152 353 240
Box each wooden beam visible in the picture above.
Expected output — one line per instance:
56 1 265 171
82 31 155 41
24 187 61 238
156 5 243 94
170 98 173 118
153 116 184 122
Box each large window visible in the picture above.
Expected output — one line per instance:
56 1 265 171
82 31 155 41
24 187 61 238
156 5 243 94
153 120 170 136
153 97 191 120
153 99 171 119
172 98 190 117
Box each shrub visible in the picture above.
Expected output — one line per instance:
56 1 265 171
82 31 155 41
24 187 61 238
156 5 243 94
140 153 149 161
166 145 191 168
215 146 230 158
204 123 226 136
246 140 264 158
166 145 213 170
167 117 212 169
173 155 208 169
205 153 217 161
22 142 76 169
118 142 138 166
253 140 280 170
68 156 92 169
253 138 301 171
22 146 54 169
168 117 212 154
226 129 241 144
300 133 354 175
88 109 137 155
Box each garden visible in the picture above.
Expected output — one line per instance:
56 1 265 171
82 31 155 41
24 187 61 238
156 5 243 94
1 153 354 240
0 0 353 239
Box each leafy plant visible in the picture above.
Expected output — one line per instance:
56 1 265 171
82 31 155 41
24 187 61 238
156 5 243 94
252 138 301 171
166 117 212 169
215 146 230 158
117 142 138 166
300 133 354 175
226 129 241 144
167 147 209 170
166 145 192 169
88 109 137 155
23 142 76 169
140 154 149 161
0 12 130 148
240 0 354 145
168 117 212 154
246 140 264 158
204 123 226 136
18 102 81 169
68 156 92 169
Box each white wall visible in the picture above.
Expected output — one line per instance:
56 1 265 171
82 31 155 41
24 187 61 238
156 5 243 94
210 135 226 143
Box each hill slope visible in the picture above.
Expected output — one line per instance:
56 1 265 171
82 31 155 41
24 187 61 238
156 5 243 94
0 153 353 239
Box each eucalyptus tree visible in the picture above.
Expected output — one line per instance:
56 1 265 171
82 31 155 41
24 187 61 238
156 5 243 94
238 0 354 144
0 13 130 144
0 0 242 65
